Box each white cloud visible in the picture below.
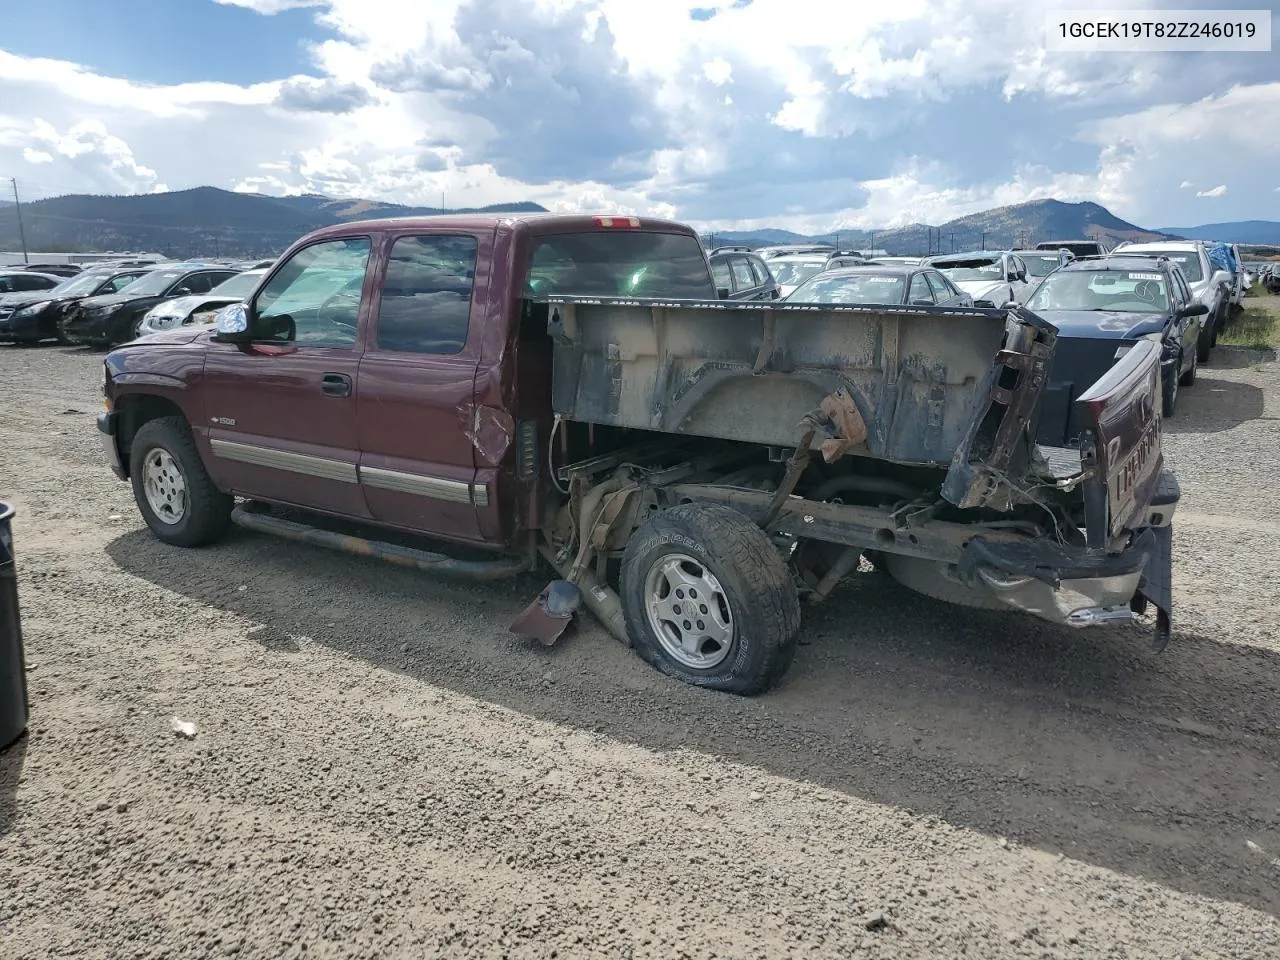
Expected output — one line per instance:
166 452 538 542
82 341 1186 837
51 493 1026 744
0 0 1275 232
1196 184 1227 198
702 57 732 86
214 0 323 11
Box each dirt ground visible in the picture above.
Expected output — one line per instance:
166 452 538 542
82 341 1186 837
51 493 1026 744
1 341 1278 959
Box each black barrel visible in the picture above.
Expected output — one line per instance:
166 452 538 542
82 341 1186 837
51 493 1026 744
0 502 28 749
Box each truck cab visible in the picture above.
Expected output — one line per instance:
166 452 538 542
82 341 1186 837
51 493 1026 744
101 214 714 550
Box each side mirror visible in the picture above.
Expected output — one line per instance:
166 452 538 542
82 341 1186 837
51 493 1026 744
172 286 193 297
1179 302 1209 318
1016 269 1027 282
1001 300 1018 310
771 288 780 299
211 302 253 343
717 287 730 300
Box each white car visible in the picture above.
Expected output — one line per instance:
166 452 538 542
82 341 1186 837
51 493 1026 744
1110 241 1231 359
137 268 268 335
927 251 1033 307
767 254 831 298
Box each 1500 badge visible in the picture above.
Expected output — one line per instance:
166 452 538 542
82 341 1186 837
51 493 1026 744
210 417 236 426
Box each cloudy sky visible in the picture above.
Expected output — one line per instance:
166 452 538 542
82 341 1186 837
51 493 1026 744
0 0 1276 232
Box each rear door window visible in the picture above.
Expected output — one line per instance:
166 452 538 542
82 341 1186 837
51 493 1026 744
924 272 953 302
376 234 478 355
729 257 756 292
749 257 772 286
711 259 732 291
908 273 934 304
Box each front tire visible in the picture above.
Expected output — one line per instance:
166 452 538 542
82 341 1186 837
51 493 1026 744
129 416 232 547
620 503 801 695
1179 344 1198 387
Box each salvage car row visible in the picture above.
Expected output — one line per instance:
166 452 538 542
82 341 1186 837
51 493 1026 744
0 258 273 347
708 235 1249 428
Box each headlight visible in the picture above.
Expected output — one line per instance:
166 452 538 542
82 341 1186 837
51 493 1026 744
143 313 180 331
1114 332 1164 359
12 300 50 319
191 310 218 325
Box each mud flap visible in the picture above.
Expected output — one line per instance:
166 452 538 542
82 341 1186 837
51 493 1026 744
509 580 582 647
1135 525 1173 653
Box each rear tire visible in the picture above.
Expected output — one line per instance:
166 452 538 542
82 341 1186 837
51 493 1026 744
620 503 801 695
129 416 232 547
1162 361 1179 418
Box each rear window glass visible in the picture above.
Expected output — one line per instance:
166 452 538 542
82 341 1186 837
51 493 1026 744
1129 250 1203 282
526 231 714 299
788 274 906 305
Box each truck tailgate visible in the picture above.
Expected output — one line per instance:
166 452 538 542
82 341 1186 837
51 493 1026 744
1074 338 1164 542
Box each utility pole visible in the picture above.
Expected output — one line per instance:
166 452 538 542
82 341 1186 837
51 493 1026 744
981 230 985 251
9 178 29 263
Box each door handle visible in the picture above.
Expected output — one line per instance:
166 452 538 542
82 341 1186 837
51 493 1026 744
320 372 352 397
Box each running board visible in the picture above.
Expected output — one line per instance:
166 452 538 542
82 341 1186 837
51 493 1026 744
229 506 531 581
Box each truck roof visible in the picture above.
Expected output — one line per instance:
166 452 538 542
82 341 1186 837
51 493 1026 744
304 213 702 242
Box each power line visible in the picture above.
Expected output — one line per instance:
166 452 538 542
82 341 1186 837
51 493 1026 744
8 179 28 263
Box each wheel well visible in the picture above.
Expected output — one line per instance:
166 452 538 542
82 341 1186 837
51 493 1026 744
116 395 187 475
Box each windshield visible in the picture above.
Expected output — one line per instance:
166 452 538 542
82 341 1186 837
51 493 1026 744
526 231 714 298
117 270 185 297
788 274 905 305
1125 250 1203 282
770 260 825 285
1022 256 1062 278
933 258 1001 282
1025 269 1170 313
209 270 264 298
50 272 115 296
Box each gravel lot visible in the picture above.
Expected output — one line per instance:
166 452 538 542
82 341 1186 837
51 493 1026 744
2 340 1279 959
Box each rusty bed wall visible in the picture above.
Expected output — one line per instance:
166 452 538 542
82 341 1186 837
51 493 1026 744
544 298 1009 466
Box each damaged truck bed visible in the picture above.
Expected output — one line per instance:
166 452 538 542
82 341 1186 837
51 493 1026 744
536 295 1176 675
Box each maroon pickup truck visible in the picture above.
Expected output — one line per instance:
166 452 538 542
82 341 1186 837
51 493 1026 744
100 213 1178 694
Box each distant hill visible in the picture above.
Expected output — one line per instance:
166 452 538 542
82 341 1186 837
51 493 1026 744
1155 221 1280 245
706 200 1171 255
0 186 549 258
0 188 1180 260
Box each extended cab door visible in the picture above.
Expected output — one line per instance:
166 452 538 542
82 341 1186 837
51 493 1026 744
355 231 490 543
200 236 373 519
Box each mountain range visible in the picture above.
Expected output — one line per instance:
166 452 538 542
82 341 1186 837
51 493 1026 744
705 200 1177 253
1153 220 1280 245
0 187 547 258
1 187 1277 257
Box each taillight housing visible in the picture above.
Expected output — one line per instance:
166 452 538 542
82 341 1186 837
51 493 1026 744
593 216 641 228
